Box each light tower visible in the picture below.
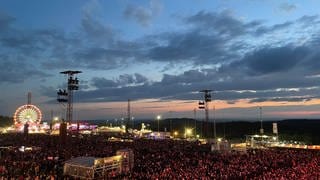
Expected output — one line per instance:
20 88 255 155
213 105 216 139
156 115 161 134
259 106 264 134
199 89 212 138
57 70 81 124
126 99 131 133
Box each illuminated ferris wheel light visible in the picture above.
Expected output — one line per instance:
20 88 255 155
13 104 42 125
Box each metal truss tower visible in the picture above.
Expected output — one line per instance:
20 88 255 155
57 70 81 123
198 89 212 138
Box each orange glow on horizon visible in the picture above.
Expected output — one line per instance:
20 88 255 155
74 98 320 119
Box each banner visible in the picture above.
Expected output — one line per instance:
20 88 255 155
272 123 278 134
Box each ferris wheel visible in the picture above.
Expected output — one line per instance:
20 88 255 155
13 104 42 125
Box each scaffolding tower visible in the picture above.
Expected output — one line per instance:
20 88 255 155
57 70 81 124
198 89 212 138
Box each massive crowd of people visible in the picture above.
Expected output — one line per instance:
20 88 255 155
0 133 319 179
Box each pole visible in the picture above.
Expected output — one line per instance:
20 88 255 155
168 111 172 133
194 108 196 137
59 70 81 132
170 118 172 133
127 99 131 133
27 92 31 105
205 99 209 137
213 105 216 139
259 107 263 134
67 86 72 123
50 110 53 122
157 118 159 133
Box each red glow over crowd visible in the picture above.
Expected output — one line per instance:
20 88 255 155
0 134 319 179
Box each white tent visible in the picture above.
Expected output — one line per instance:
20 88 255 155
64 156 121 179
64 149 134 179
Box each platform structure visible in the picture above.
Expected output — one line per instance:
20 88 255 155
63 149 133 179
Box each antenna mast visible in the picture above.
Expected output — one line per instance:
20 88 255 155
27 92 31 105
126 99 131 133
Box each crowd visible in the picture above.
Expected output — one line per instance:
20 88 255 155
0 133 319 179
122 140 320 179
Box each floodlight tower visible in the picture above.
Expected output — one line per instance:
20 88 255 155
199 89 212 138
57 70 81 123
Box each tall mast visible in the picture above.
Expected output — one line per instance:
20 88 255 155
126 99 131 132
199 89 212 138
27 92 31 105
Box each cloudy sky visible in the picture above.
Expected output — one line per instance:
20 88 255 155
1 0 320 121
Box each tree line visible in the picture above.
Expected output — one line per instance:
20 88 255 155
0 115 13 127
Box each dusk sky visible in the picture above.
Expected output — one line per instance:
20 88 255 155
1 0 320 121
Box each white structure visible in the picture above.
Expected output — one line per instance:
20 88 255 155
64 149 134 179
245 134 279 148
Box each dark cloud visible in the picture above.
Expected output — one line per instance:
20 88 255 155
70 40 148 70
41 55 320 104
124 5 153 27
147 31 238 64
73 48 130 70
2 6 320 108
123 0 162 27
185 10 249 37
249 97 312 103
79 0 115 43
145 11 313 65
297 15 320 28
2 8 318 77
91 77 118 88
69 46 320 102
91 73 149 89
134 73 148 84
74 74 319 103
214 86 320 102
74 78 194 102
162 70 207 85
0 24 78 53
279 3 297 13
0 57 50 84
226 100 237 105
0 11 15 31
118 73 149 85
233 46 309 75
254 21 293 35
1 35 38 51
0 6 145 75
81 11 115 42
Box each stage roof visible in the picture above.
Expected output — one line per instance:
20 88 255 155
65 156 96 167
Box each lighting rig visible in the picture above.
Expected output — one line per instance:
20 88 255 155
198 89 212 138
57 70 81 124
